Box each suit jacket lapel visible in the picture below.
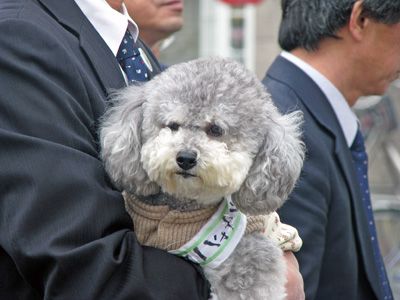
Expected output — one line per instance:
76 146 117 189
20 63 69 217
38 0 126 92
268 56 381 298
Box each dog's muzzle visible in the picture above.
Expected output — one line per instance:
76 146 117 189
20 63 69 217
176 150 197 171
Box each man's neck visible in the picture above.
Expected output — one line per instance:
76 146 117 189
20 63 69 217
290 47 360 106
106 0 123 12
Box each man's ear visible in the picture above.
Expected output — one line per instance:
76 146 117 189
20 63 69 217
348 0 369 41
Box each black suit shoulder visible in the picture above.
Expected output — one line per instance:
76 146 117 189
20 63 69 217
264 74 303 113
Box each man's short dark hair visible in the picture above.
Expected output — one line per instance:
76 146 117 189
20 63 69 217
279 0 400 52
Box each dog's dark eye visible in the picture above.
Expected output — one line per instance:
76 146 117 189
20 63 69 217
206 124 224 137
167 122 180 131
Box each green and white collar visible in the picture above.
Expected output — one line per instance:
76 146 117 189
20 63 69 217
169 195 247 269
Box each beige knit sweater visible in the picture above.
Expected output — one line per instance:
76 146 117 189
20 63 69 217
124 194 302 252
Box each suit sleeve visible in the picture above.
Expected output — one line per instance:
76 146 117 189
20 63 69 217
0 19 209 300
266 80 331 300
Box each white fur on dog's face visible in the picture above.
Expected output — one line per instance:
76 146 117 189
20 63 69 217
137 62 270 205
141 126 253 206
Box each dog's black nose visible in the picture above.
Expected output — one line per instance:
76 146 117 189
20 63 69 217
176 150 197 170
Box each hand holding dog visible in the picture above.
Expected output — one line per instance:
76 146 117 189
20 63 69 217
284 251 305 300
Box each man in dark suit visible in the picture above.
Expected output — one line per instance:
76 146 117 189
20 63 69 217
0 0 210 299
263 1 400 299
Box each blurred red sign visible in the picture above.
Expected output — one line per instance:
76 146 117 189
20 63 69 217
220 0 263 5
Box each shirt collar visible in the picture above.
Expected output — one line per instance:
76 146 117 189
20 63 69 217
280 51 358 147
74 0 139 56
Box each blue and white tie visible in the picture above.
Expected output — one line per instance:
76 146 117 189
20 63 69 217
116 30 149 84
351 129 393 299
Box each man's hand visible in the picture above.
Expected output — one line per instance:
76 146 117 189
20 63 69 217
284 251 305 300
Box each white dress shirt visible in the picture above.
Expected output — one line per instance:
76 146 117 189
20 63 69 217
281 51 358 147
74 0 142 84
74 0 138 56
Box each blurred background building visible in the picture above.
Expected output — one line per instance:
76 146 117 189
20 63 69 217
158 0 400 296
160 0 280 78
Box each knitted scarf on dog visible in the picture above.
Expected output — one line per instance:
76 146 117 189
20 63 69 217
124 194 302 268
124 194 266 250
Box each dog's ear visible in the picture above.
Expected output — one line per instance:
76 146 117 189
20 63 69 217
100 85 160 196
232 111 304 215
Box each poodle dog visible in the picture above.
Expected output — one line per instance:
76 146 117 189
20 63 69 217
100 57 304 299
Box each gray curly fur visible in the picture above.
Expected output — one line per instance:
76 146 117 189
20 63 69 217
100 57 305 299
100 86 160 196
206 234 286 300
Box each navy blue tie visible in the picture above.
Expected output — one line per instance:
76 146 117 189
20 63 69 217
350 129 393 299
116 30 150 84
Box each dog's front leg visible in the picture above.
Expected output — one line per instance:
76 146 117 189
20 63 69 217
205 233 287 300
